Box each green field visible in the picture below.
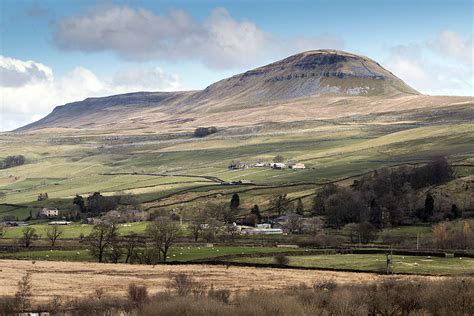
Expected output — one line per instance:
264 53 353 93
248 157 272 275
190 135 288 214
1 222 150 238
0 246 298 263
231 254 474 275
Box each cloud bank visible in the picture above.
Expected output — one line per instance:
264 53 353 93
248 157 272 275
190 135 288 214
53 6 344 69
0 56 183 131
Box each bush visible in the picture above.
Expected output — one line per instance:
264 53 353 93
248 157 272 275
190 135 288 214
167 273 207 296
274 253 289 265
208 286 231 304
128 283 149 307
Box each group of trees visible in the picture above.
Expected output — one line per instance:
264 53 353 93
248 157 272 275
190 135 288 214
19 225 65 248
313 157 458 229
193 127 218 138
432 221 473 249
85 217 180 264
72 192 139 216
0 155 25 169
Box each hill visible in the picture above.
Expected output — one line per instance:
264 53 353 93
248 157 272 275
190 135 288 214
14 49 442 133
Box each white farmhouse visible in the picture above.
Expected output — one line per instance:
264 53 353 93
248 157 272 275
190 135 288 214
41 207 59 217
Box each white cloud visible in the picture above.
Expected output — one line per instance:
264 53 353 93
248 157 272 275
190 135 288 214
53 5 344 69
385 31 473 96
0 56 53 87
0 56 183 131
429 31 473 65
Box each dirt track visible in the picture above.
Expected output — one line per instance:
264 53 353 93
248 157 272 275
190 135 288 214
0 259 452 303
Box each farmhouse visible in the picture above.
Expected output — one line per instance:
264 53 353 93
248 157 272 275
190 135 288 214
271 162 286 169
41 207 59 217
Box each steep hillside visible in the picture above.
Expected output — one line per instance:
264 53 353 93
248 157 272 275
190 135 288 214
16 49 429 132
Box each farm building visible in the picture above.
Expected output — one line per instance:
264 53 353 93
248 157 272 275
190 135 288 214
241 227 283 235
228 161 249 169
289 163 306 170
271 162 286 169
41 207 59 217
48 221 72 225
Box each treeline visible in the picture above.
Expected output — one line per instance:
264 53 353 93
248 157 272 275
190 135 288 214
2 273 472 315
313 157 457 229
72 192 139 217
0 155 25 169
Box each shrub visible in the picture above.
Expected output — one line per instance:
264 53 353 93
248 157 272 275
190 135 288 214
128 284 149 307
167 273 207 296
274 253 289 265
208 286 231 304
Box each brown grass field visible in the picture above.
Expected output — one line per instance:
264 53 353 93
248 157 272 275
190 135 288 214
0 259 461 304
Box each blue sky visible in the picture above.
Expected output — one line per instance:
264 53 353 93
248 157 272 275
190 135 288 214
1 0 473 131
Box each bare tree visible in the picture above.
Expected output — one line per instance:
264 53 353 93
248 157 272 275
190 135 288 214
123 232 143 263
146 217 180 262
87 222 119 263
285 213 304 234
46 225 64 247
20 227 38 248
188 221 203 242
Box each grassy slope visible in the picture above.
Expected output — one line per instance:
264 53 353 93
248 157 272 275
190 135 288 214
1 107 473 218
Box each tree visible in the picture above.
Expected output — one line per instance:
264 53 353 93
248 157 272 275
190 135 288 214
45 225 64 247
146 217 180 263
449 204 461 219
0 223 5 238
87 192 119 214
250 204 262 222
295 198 304 216
1 155 25 169
124 232 143 263
73 195 86 212
326 189 368 228
273 155 285 163
230 193 240 210
271 194 289 216
343 222 378 244
194 127 218 137
285 213 304 234
422 193 435 222
433 222 448 248
20 227 38 248
188 217 204 242
312 184 339 216
87 222 119 263
37 192 48 201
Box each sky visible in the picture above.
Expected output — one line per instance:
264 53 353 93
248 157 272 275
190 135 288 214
0 0 473 131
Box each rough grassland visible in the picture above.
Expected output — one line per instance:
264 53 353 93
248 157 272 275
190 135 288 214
0 259 455 304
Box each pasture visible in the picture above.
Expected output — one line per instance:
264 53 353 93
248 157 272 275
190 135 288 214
231 254 474 275
1 114 473 218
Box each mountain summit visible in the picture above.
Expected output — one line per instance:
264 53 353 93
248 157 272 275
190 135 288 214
191 50 419 105
19 50 454 132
